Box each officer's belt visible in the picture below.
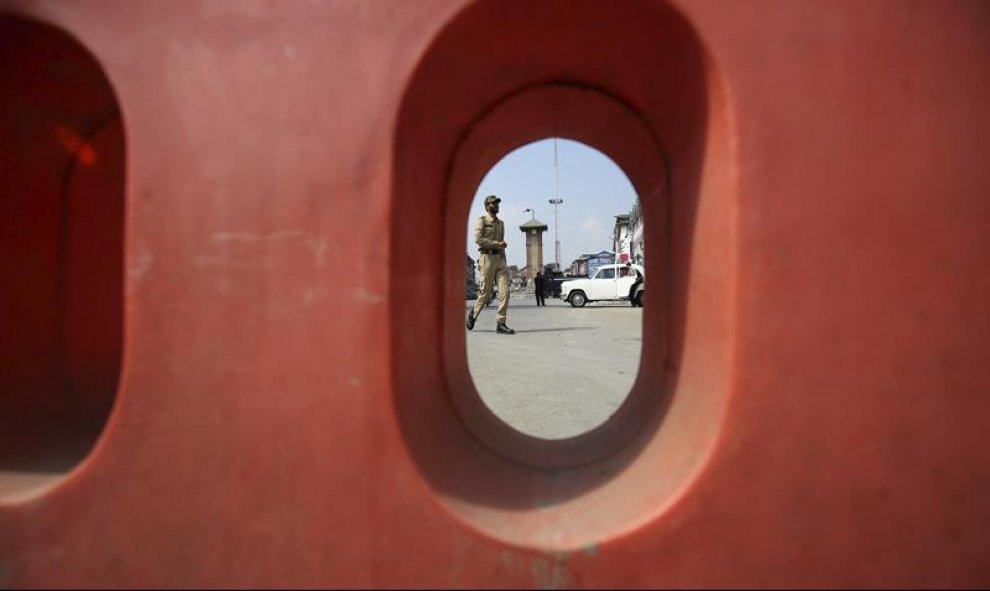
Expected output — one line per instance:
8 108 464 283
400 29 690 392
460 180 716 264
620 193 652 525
479 249 503 255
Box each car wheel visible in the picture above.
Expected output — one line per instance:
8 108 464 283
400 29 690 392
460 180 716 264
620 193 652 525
569 291 587 307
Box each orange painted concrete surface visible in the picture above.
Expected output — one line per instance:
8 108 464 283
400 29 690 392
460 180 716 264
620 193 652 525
1 0 989 587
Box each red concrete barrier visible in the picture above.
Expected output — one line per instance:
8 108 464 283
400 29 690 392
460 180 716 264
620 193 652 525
1 0 988 587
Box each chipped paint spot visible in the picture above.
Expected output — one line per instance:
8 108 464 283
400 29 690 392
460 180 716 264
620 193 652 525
127 249 153 283
499 550 571 590
301 287 317 306
196 255 254 268
531 554 570 590
196 230 331 273
214 277 254 296
355 287 384 304
499 550 518 573
211 230 305 242
306 237 329 266
448 529 476 585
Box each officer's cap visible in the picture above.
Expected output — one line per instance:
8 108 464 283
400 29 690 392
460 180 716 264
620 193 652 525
484 194 501 206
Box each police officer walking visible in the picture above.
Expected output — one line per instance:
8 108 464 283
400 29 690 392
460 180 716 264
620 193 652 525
466 194 515 334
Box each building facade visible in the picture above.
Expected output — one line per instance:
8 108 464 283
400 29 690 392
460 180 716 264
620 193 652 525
465 253 478 299
613 213 632 264
631 200 644 265
570 250 615 277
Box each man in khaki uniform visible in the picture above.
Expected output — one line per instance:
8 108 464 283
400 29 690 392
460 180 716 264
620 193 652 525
466 194 515 334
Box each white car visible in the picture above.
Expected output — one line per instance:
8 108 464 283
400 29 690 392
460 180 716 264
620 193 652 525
561 263 644 307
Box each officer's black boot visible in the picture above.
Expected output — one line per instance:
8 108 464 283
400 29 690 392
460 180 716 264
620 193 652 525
496 322 515 335
466 311 476 331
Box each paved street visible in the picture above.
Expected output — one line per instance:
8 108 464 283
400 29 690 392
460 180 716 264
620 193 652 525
465 294 642 440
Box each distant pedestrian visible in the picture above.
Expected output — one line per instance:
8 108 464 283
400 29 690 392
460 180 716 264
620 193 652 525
629 265 644 307
534 270 547 307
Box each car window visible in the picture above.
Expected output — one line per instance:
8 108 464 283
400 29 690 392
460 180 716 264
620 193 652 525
597 268 615 279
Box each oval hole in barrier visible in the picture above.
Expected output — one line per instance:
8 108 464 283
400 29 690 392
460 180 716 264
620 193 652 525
464 137 644 440
0 16 125 501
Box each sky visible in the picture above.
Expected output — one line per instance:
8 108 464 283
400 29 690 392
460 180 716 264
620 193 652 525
468 138 639 271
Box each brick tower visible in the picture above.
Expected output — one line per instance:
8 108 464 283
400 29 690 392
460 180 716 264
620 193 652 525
519 217 549 290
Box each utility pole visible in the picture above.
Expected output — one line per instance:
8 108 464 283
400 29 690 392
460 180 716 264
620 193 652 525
548 138 563 271
549 197 563 270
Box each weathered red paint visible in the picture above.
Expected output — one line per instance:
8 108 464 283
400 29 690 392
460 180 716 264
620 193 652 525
1 0 988 587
